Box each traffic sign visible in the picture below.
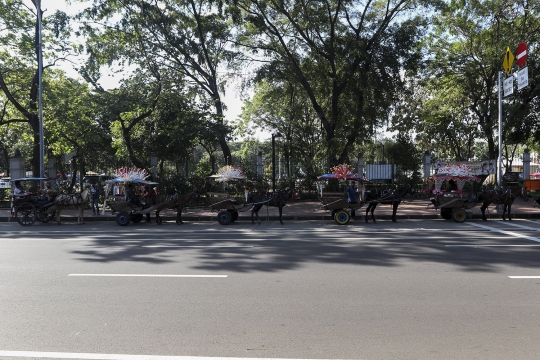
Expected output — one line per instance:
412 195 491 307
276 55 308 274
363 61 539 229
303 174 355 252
502 47 514 75
516 42 528 67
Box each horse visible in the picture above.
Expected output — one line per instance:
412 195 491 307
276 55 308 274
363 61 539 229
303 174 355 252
363 185 415 223
477 186 526 221
249 189 294 225
53 188 92 225
156 190 200 224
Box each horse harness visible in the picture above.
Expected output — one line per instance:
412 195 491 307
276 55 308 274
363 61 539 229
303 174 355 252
55 192 86 206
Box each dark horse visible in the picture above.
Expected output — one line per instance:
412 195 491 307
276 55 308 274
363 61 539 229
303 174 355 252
477 186 526 221
249 189 294 225
156 190 200 224
364 185 414 223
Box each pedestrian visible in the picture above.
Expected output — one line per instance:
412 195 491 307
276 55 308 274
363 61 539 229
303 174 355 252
91 183 100 215
346 181 358 219
143 185 155 222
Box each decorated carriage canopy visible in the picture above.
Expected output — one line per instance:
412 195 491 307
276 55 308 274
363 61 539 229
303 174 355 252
530 171 540 179
112 167 151 183
317 164 363 181
432 163 481 194
209 165 247 182
9 177 48 182
317 173 364 181
105 177 158 185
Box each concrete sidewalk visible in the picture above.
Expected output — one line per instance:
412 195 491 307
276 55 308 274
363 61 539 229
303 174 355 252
1 197 539 223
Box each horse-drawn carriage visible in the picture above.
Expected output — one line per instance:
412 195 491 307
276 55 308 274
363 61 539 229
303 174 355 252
9 177 57 226
205 166 275 225
107 196 166 226
104 173 169 226
317 169 365 225
426 164 483 223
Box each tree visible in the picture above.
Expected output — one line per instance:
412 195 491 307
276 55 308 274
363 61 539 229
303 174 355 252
0 0 72 176
239 79 326 178
76 0 238 162
234 0 438 168
45 71 113 190
420 0 540 162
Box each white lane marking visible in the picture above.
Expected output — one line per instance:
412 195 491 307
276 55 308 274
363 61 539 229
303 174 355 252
446 244 540 247
509 276 540 279
467 222 540 243
68 274 227 278
498 221 540 231
142 245 253 248
0 351 335 359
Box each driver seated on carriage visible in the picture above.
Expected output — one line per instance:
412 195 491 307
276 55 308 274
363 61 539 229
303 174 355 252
125 183 142 206
39 181 57 203
9 181 31 204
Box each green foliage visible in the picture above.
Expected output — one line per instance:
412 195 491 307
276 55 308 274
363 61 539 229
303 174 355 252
234 0 438 165
77 0 238 160
410 0 540 161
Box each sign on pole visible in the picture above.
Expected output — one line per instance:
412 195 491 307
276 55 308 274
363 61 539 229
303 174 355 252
502 47 514 75
516 42 528 67
518 67 529 90
504 76 514 96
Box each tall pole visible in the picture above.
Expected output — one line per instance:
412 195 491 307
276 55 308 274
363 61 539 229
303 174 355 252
37 0 44 180
498 70 503 187
272 134 276 193
271 132 283 193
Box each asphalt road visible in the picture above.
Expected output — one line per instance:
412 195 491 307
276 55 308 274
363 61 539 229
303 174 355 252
2 219 540 360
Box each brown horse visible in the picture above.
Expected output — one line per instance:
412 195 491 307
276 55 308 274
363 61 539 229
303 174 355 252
156 190 200 224
249 189 294 225
364 185 414 223
53 188 92 224
478 186 526 221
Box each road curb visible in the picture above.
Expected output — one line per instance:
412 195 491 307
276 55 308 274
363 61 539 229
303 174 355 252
2 213 540 223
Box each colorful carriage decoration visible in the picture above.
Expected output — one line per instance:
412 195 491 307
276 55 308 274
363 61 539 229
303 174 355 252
428 163 482 222
105 167 164 226
206 165 272 225
317 164 365 225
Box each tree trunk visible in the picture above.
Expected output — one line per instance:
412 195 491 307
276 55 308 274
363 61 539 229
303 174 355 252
213 95 231 162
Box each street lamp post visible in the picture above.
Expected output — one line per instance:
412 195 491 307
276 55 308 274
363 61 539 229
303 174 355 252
272 132 282 193
36 0 44 181
381 140 386 183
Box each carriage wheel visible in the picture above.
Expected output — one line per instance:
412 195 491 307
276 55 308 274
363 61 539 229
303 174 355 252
15 203 37 226
37 210 54 223
229 210 239 222
334 210 350 225
440 208 453 220
452 208 467 223
116 212 131 226
217 210 232 225
131 214 144 223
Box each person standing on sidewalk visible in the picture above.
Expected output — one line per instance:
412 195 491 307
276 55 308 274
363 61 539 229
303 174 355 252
346 181 358 219
91 183 100 215
142 185 155 222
